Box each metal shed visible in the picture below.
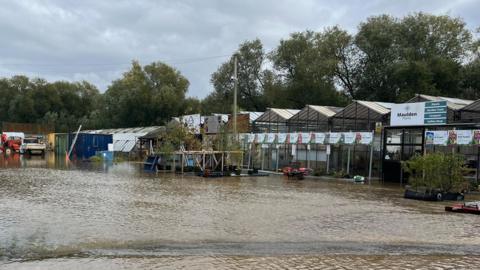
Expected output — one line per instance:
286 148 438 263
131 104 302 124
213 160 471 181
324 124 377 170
84 126 164 154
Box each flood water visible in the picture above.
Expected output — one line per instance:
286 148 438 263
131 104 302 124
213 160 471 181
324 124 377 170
1 153 479 269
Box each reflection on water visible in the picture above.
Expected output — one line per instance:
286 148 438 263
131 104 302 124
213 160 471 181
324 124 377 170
0 152 479 269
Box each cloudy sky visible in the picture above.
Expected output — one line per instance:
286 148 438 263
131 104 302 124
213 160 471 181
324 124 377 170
1 0 478 98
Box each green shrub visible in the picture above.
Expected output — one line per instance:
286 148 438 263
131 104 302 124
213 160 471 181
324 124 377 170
402 153 467 193
313 167 326 176
89 155 103 162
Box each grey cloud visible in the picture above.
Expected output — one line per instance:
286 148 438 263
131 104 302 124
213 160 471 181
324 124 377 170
1 0 478 98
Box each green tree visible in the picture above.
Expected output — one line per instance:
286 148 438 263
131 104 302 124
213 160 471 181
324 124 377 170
270 30 347 107
103 60 189 128
207 39 270 113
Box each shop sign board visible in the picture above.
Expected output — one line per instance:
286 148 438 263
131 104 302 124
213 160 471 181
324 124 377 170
391 101 447 126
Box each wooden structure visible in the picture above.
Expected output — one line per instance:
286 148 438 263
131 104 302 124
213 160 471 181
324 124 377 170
148 150 244 173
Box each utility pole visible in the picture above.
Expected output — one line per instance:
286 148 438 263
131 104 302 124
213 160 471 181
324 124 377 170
233 55 238 137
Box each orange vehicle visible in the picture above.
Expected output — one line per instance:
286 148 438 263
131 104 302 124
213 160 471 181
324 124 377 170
0 132 24 154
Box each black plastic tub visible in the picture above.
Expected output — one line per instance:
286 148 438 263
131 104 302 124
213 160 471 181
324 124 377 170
404 189 464 201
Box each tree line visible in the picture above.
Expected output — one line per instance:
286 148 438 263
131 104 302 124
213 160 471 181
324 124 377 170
204 13 480 113
0 13 479 132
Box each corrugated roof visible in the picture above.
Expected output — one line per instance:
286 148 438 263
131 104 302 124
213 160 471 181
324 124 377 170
290 105 343 122
333 100 393 121
408 94 474 110
460 99 480 112
240 111 263 123
83 126 164 152
255 108 301 123
356 100 394 115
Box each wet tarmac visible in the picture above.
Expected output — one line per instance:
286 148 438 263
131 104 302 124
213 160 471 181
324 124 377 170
0 153 479 269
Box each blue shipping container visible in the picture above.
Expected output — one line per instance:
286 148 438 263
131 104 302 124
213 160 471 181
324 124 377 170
68 133 113 160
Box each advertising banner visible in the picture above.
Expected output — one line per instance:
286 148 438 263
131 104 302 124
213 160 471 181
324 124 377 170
313 133 326 144
256 133 266 144
180 114 202 133
390 101 447 126
425 131 448 146
265 133 276 144
356 132 374 145
342 132 355 144
204 115 222 134
455 130 473 145
277 133 288 144
247 133 256 144
289 133 299 144
299 132 311 144
328 132 341 144
474 130 480 145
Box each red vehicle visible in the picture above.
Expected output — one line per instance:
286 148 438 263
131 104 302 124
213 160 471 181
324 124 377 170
0 132 24 155
282 162 312 180
445 201 480 215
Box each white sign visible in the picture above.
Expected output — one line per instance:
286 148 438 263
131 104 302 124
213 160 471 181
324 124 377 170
326 145 331 155
328 133 341 144
391 101 447 126
390 102 425 126
313 133 326 144
277 133 288 144
342 132 355 144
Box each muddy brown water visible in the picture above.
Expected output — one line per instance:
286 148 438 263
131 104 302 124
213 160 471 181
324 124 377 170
1 154 479 269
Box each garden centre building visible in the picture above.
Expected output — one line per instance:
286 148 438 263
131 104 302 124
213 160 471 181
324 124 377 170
240 94 480 185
